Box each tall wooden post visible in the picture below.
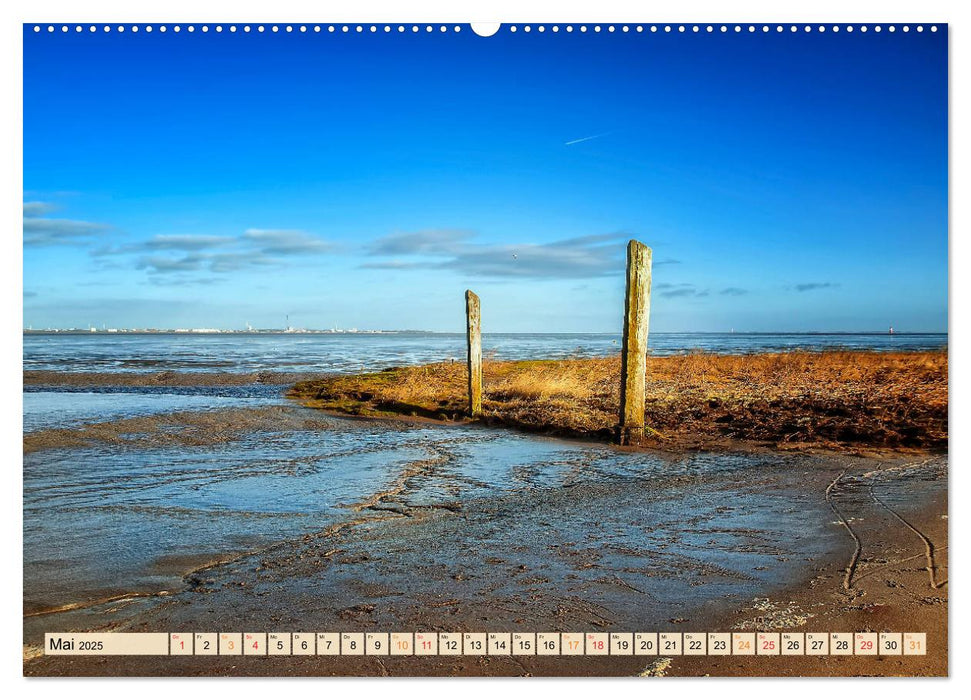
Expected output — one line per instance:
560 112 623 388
618 240 653 445
465 290 482 418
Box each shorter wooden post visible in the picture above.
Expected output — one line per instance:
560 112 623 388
465 290 482 418
618 240 653 445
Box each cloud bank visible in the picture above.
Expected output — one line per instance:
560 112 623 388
364 229 678 280
23 201 110 247
95 228 334 284
794 282 839 292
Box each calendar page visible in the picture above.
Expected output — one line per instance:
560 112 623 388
21 14 948 679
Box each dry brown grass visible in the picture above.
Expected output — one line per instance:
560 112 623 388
288 350 948 450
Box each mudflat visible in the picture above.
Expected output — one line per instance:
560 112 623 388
24 369 316 388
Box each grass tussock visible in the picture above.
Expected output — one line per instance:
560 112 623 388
288 350 947 450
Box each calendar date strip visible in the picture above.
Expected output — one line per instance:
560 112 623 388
45 631 927 657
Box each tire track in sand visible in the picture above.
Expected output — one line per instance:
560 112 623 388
867 464 946 589
826 459 946 592
824 469 862 591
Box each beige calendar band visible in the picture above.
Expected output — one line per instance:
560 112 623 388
44 632 927 657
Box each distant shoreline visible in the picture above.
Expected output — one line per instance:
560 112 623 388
22 329 949 337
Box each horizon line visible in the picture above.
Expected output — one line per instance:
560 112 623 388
22 328 949 336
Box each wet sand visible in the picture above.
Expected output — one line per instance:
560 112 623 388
24 404 331 454
24 370 318 387
23 396 947 676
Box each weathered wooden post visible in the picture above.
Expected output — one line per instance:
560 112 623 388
465 289 482 418
618 240 653 445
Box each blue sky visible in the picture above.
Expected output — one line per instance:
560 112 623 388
23 25 947 332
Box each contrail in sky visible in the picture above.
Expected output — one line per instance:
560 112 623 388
564 132 611 146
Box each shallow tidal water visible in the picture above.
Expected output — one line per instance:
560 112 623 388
24 331 946 374
25 396 844 621
23 389 283 433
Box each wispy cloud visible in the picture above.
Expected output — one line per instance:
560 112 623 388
95 228 334 284
23 201 58 218
364 230 674 280
146 275 222 287
564 132 611 146
243 229 335 255
794 282 839 292
135 255 198 273
654 283 748 299
142 235 236 251
23 201 110 247
137 251 278 275
368 229 475 256
93 235 237 258
655 282 709 299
